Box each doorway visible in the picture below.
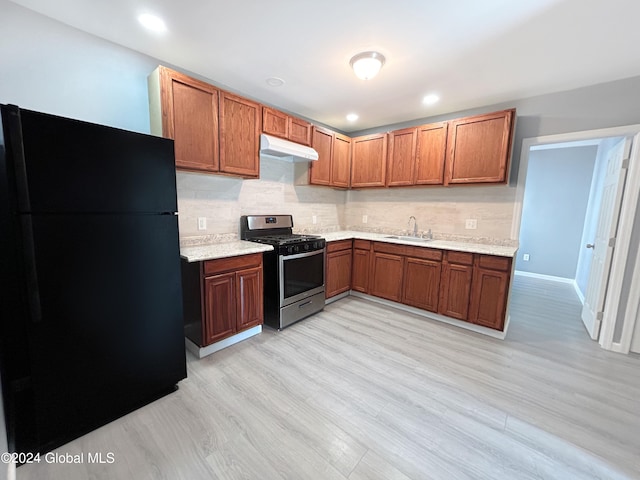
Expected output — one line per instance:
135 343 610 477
512 125 640 353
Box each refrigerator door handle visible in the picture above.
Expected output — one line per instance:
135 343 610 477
20 215 42 323
5 105 31 212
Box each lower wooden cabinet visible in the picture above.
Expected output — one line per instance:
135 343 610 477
468 256 511 330
370 252 404 302
438 251 474 321
351 240 371 293
182 253 263 347
326 240 352 298
402 257 441 312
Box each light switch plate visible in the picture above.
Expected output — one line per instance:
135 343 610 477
465 219 477 229
523 253 530 261
312 215 317 224
362 215 368 224
197 217 207 230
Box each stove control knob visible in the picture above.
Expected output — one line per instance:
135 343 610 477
294 245 300 254
304 243 310 251
287 246 294 254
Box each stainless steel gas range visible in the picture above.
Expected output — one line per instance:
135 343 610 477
240 215 325 329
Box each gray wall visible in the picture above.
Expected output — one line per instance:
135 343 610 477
515 146 597 278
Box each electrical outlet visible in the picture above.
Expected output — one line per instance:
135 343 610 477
197 217 207 231
312 215 317 224
523 253 530 261
465 219 477 230
362 215 368 224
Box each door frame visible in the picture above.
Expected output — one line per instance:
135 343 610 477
511 124 640 353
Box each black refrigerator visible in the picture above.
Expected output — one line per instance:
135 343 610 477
0 105 187 456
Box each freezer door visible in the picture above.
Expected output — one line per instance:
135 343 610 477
14 213 186 454
5 106 177 214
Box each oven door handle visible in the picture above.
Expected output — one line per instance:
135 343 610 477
280 248 325 261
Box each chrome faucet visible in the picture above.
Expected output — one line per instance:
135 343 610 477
408 216 418 237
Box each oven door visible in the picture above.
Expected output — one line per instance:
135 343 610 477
279 249 325 307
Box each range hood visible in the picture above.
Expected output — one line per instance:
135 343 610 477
260 134 319 162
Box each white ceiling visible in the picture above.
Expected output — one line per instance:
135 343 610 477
9 0 640 132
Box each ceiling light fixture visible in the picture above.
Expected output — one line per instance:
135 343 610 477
422 93 440 105
346 113 359 122
138 13 167 33
349 51 386 80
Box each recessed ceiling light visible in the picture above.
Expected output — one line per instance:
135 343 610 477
266 77 285 87
346 113 359 122
422 94 440 105
138 13 167 33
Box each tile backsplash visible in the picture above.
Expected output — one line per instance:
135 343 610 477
177 158 517 245
177 157 346 242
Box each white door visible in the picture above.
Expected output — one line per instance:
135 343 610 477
581 138 631 339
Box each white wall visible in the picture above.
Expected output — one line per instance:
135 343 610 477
516 146 597 278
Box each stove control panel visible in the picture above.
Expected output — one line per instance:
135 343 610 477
279 239 325 256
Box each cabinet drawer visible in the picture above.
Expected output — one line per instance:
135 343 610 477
404 246 443 261
327 239 353 253
445 251 474 265
373 242 406 256
477 255 511 272
353 239 371 250
204 253 262 276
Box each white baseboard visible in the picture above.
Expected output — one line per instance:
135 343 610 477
514 270 575 284
349 291 507 340
514 270 586 304
573 281 585 304
185 325 262 359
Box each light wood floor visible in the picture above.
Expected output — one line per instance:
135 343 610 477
18 276 640 479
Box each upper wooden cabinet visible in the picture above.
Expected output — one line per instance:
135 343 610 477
148 66 220 172
262 107 312 146
332 133 352 188
219 92 260 178
445 109 515 185
386 127 417 187
351 133 387 188
309 126 333 186
386 122 448 187
148 66 260 178
309 127 351 188
415 122 448 185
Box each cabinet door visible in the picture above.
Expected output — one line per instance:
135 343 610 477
326 249 352 298
309 126 333 186
445 109 514 185
236 266 263 332
402 257 441 312
352 248 371 293
351 133 387 188
158 67 220 172
219 92 260 177
438 261 473 320
370 252 403 302
204 273 236 344
415 122 447 185
387 127 417 187
331 133 351 188
289 117 312 146
262 107 289 139
469 266 510 330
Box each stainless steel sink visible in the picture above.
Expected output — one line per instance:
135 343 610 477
384 235 432 242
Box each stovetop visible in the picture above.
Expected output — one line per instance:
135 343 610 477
249 233 322 246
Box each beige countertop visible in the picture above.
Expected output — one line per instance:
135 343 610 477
322 231 518 257
180 241 273 263
180 231 517 262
